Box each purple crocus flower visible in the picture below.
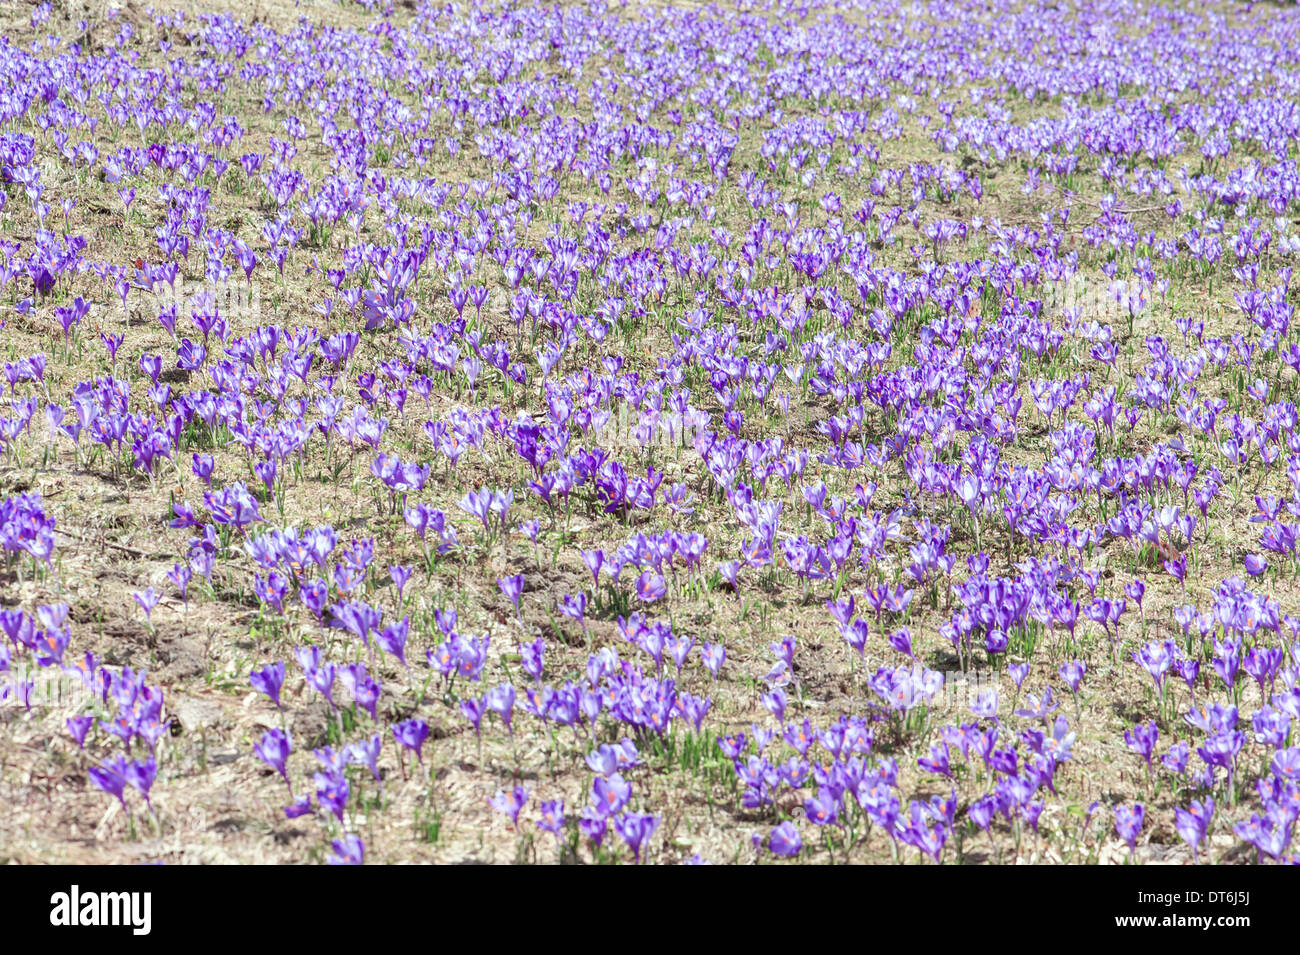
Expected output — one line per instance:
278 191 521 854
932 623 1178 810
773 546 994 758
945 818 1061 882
537 799 566 840
485 683 516 735
133 588 160 623
1008 663 1029 690
191 453 215 486
1123 721 1159 774
1133 640 1175 693
559 592 588 633
581 549 604 587
250 661 286 708
591 773 632 815
970 689 999 721
460 696 486 742
489 786 529 829
614 811 659 863
284 796 314 819
328 834 364 865
888 627 914 659
308 663 338 710
88 756 132 815
499 574 525 616
1197 730 1245 788
1125 579 1145 617
579 807 607 848
389 564 413 599
1175 797 1214 864
1271 748 1300 782
519 637 545 682
254 729 293 791
701 642 725 678
376 616 410 668
127 756 157 811
635 571 667 603
314 771 350 823
585 745 620 777
1163 742 1191 777
768 820 802 857
392 718 430 765
1014 687 1059 722
347 735 383 782
1059 659 1086 695
66 714 93 748
1114 803 1145 854
761 688 787 723
168 563 192 602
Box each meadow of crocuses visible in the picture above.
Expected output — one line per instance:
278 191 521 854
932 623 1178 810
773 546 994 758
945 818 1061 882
1 0 1298 866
